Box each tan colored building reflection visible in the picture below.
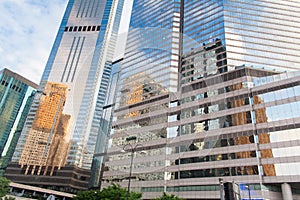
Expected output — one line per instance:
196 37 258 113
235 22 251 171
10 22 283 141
125 84 143 118
120 73 168 119
231 83 276 176
19 82 71 176
252 95 276 176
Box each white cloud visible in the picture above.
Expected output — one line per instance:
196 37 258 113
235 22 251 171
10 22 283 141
0 0 68 84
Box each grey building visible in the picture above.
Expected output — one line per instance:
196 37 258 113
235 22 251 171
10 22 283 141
102 0 300 199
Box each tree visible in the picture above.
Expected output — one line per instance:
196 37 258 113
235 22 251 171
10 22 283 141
73 190 99 200
74 184 142 200
156 192 184 200
0 177 10 198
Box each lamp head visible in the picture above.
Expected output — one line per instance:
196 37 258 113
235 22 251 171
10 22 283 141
219 178 223 184
140 150 147 154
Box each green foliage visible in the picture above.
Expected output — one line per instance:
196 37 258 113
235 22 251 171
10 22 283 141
156 192 184 200
74 183 142 200
0 177 10 198
74 190 99 200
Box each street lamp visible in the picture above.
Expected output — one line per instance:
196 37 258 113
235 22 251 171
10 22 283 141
245 184 251 200
219 178 224 200
94 191 99 200
122 136 144 200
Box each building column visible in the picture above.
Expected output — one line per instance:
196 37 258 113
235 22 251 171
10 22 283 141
281 183 293 200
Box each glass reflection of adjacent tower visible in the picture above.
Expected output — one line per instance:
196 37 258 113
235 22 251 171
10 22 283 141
120 73 168 118
231 83 276 176
19 82 72 176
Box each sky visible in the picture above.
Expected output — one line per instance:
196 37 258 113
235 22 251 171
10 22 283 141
0 0 69 84
0 0 132 84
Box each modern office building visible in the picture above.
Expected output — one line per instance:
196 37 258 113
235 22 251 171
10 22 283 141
101 0 300 199
183 0 300 72
102 0 182 194
6 0 125 192
0 68 37 175
90 58 122 188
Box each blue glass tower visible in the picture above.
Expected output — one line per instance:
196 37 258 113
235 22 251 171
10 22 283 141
0 68 37 175
183 0 300 72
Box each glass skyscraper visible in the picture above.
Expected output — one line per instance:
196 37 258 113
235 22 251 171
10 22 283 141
183 0 300 72
102 0 182 196
0 68 37 175
102 0 300 199
6 0 125 192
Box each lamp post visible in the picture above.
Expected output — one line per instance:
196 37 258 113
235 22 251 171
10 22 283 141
123 136 143 200
219 178 224 200
245 184 251 200
94 191 99 200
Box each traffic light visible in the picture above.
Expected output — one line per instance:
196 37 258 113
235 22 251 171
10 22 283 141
224 182 234 200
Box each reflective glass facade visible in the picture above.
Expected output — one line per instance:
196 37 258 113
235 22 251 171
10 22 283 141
102 0 300 199
102 0 182 198
118 0 181 96
9 0 125 191
90 58 122 188
184 0 300 72
0 68 37 175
